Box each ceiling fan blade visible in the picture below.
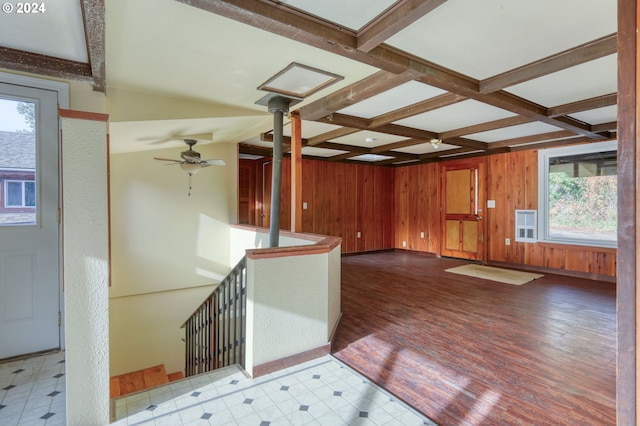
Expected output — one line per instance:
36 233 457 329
182 154 202 163
153 157 182 162
201 159 226 166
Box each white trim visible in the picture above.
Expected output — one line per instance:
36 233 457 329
538 140 618 248
0 71 69 108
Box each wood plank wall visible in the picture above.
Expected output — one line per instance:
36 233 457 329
241 150 616 278
244 157 394 254
486 151 616 279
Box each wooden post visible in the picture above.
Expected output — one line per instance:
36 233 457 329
617 0 637 423
290 111 303 233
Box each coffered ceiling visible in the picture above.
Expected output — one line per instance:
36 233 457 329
0 0 618 165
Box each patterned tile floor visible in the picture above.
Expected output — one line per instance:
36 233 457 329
112 355 437 426
0 351 66 426
1 351 437 425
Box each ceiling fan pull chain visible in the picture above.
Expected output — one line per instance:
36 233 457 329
188 173 192 196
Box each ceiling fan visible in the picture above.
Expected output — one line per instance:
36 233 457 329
153 139 225 195
153 139 225 175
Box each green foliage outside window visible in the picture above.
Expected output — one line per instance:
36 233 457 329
548 172 617 239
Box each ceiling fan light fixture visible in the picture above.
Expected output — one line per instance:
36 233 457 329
430 138 442 149
179 162 201 175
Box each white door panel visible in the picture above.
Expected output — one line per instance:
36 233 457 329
0 83 60 359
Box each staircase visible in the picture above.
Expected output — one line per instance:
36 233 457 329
110 364 184 398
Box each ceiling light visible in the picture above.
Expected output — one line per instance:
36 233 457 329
257 62 343 99
365 137 375 143
430 138 442 149
180 163 202 175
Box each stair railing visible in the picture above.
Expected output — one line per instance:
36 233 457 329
182 256 247 377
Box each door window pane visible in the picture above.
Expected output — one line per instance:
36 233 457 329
0 98 36 226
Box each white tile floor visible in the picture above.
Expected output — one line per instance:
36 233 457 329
1 351 437 425
0 351 66 426
113 355 436 426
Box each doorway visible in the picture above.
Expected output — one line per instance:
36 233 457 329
0 82 61 359
440 158 486 261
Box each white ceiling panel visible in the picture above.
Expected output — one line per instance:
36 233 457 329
469 122 565 143
394 100 515 132
338 82 446 119
569 105 617 125
393 142 460 155
386 0 617 79
302 146 348 157
506 54 618 107
348 154 395 162
330 130 408 148
0 0 87 62
277 0 396 31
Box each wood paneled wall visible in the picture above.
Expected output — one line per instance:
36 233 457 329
241 149 616 278
485 151 616 279
393 163 440 253
241 157 394 254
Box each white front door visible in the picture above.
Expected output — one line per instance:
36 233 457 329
0 83 60 359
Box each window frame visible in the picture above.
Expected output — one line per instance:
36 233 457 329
4 179 36 208
537 140 618 249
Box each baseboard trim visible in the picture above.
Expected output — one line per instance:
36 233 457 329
486 260 616 283
252 343 332 378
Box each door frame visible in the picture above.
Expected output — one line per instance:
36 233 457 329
0 71 69 353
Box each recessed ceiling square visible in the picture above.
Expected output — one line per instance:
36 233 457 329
348 154 395 162
258 62 343 99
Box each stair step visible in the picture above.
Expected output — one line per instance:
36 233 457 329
119 370 146 395
111 364 180 398
109 376 121 399
168 371 185 382
142 364 169 388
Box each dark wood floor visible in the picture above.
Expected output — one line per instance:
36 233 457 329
332 251 616 426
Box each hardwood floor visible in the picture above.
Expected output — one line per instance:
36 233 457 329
332 251 616 426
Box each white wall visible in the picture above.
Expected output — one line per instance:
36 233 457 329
109 285 214 375
245 243 341 376
61 115 110 426
109 142 238 375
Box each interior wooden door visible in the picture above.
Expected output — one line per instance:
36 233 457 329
441 159 486 261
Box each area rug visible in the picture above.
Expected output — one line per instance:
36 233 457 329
445 264 544 285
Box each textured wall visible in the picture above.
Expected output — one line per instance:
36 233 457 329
61 115 110 426
245 245 341 375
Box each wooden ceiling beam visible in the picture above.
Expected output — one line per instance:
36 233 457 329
314 141 371 153
371 138 426 153
238 143 273 156
357 0 448 52
0 46 93 82
488 130 576 149
479 33 617 94
439 116 534 139
80 0 106 92
186 0 608 142
306 127 360 146
369 92 467 128
419 147 481 160
300 70 416 121
509 135 610 152
317 113 490 149
592 121 617 132
547 93 617 117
